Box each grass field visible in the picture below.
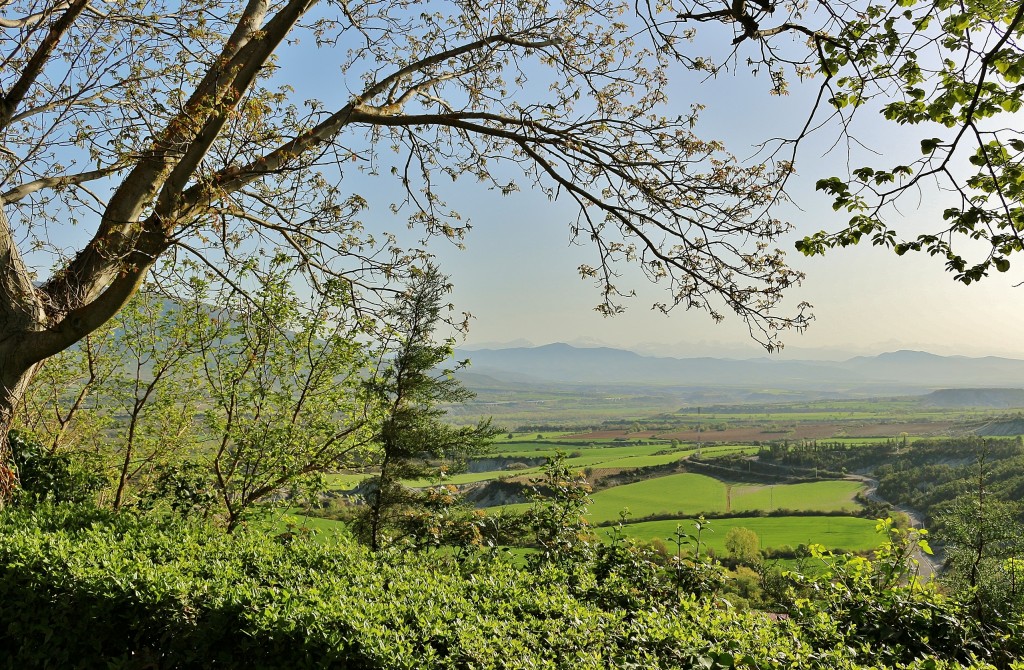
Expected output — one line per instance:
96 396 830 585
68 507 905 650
608 516 882 554
312 398 1024 559
326 441 762 491
730 480 864 513
587 473 729 522
272 511 349 536
584 473 865 523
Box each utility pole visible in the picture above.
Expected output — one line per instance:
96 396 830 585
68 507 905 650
696 406 702 458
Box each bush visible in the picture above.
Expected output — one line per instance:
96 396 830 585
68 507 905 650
0 507 1011 669
9 431 105 506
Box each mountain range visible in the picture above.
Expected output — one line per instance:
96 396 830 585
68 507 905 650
454 343 1024 393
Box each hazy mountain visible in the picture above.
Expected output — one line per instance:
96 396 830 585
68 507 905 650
456 343 1024 392
459 338 535 351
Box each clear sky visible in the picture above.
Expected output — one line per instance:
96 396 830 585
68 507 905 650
430 169 1024 359
400 55 1024 360
36 6 1024 362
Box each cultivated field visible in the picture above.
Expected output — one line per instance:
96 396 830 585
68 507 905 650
608 516 882 555
585 475 865 524
311 395 1024 556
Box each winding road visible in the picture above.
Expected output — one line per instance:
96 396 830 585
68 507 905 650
849 473 942 581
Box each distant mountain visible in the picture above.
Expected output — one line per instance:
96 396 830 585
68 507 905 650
459 339 535 351
844 350 1024 385
456 343 1024 392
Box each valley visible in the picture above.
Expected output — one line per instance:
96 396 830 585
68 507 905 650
303 364 1024 563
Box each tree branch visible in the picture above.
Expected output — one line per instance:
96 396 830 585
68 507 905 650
1 166 122 203
0 0 91 129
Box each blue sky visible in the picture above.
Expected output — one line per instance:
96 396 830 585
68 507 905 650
399 54 1024 359
266 9 1024 360
34 4 1024 361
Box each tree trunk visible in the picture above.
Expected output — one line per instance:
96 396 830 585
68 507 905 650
0 357 43 497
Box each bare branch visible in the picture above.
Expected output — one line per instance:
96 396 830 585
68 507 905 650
1 166 122 202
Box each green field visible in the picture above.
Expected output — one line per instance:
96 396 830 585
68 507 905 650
315 398 1024 558
730 480 864 513
609 516 882 554
585 473 865 524
328 441 764 491
587 473 729 522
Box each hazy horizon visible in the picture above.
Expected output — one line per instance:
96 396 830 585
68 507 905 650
457 337 1024 362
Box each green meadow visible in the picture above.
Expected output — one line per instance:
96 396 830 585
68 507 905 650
730 480 864 513
586 474 866 524
315 397 1024 556
607 516 883 555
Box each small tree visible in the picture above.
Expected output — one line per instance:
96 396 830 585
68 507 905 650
15 286 207 507
194 261 376 530
106 291 206 509
359 267 496 551
526 455 595 568
937 453 1024 628
724 526 761 565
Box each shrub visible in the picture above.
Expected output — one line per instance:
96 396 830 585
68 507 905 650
9 431 105 506
0 506 1011 669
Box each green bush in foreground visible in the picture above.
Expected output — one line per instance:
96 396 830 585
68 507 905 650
0 505 1019 670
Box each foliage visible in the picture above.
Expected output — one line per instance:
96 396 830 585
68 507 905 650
8 431 105 506
873 438 1024 524
737 0 1024 283
390 485 493 553
102 287 207 508
191 262 375 530
137 460 218 519
14 322 120 453
782 520 1006 666
937 487 1024 629
357 267 498 549
0 0 819 489
525 455 596 569
13 287 207 507
0 504 1012 669
724 526 761 565
13 263 377 528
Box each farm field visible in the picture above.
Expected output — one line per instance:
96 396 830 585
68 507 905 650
731 480 863 513
313 394 1024 555
571 421 957 443
608 516 883 555
330 441 755 490
585 474 865 524
415 444 759 488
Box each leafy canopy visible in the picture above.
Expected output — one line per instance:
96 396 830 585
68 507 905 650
1 0 810 371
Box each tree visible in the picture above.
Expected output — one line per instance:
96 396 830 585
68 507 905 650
14 286 206 507
12 263 373 526
358 267 496 550
104 290 207 509
14 319 120 455
668 0 1024 279
191 260 375 530
0 0 814 492
724 526 761 565
936 453 1024 627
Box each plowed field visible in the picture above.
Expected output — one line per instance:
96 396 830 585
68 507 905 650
566 420 955 442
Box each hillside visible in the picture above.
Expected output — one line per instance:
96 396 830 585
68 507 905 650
921 388 1024 408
